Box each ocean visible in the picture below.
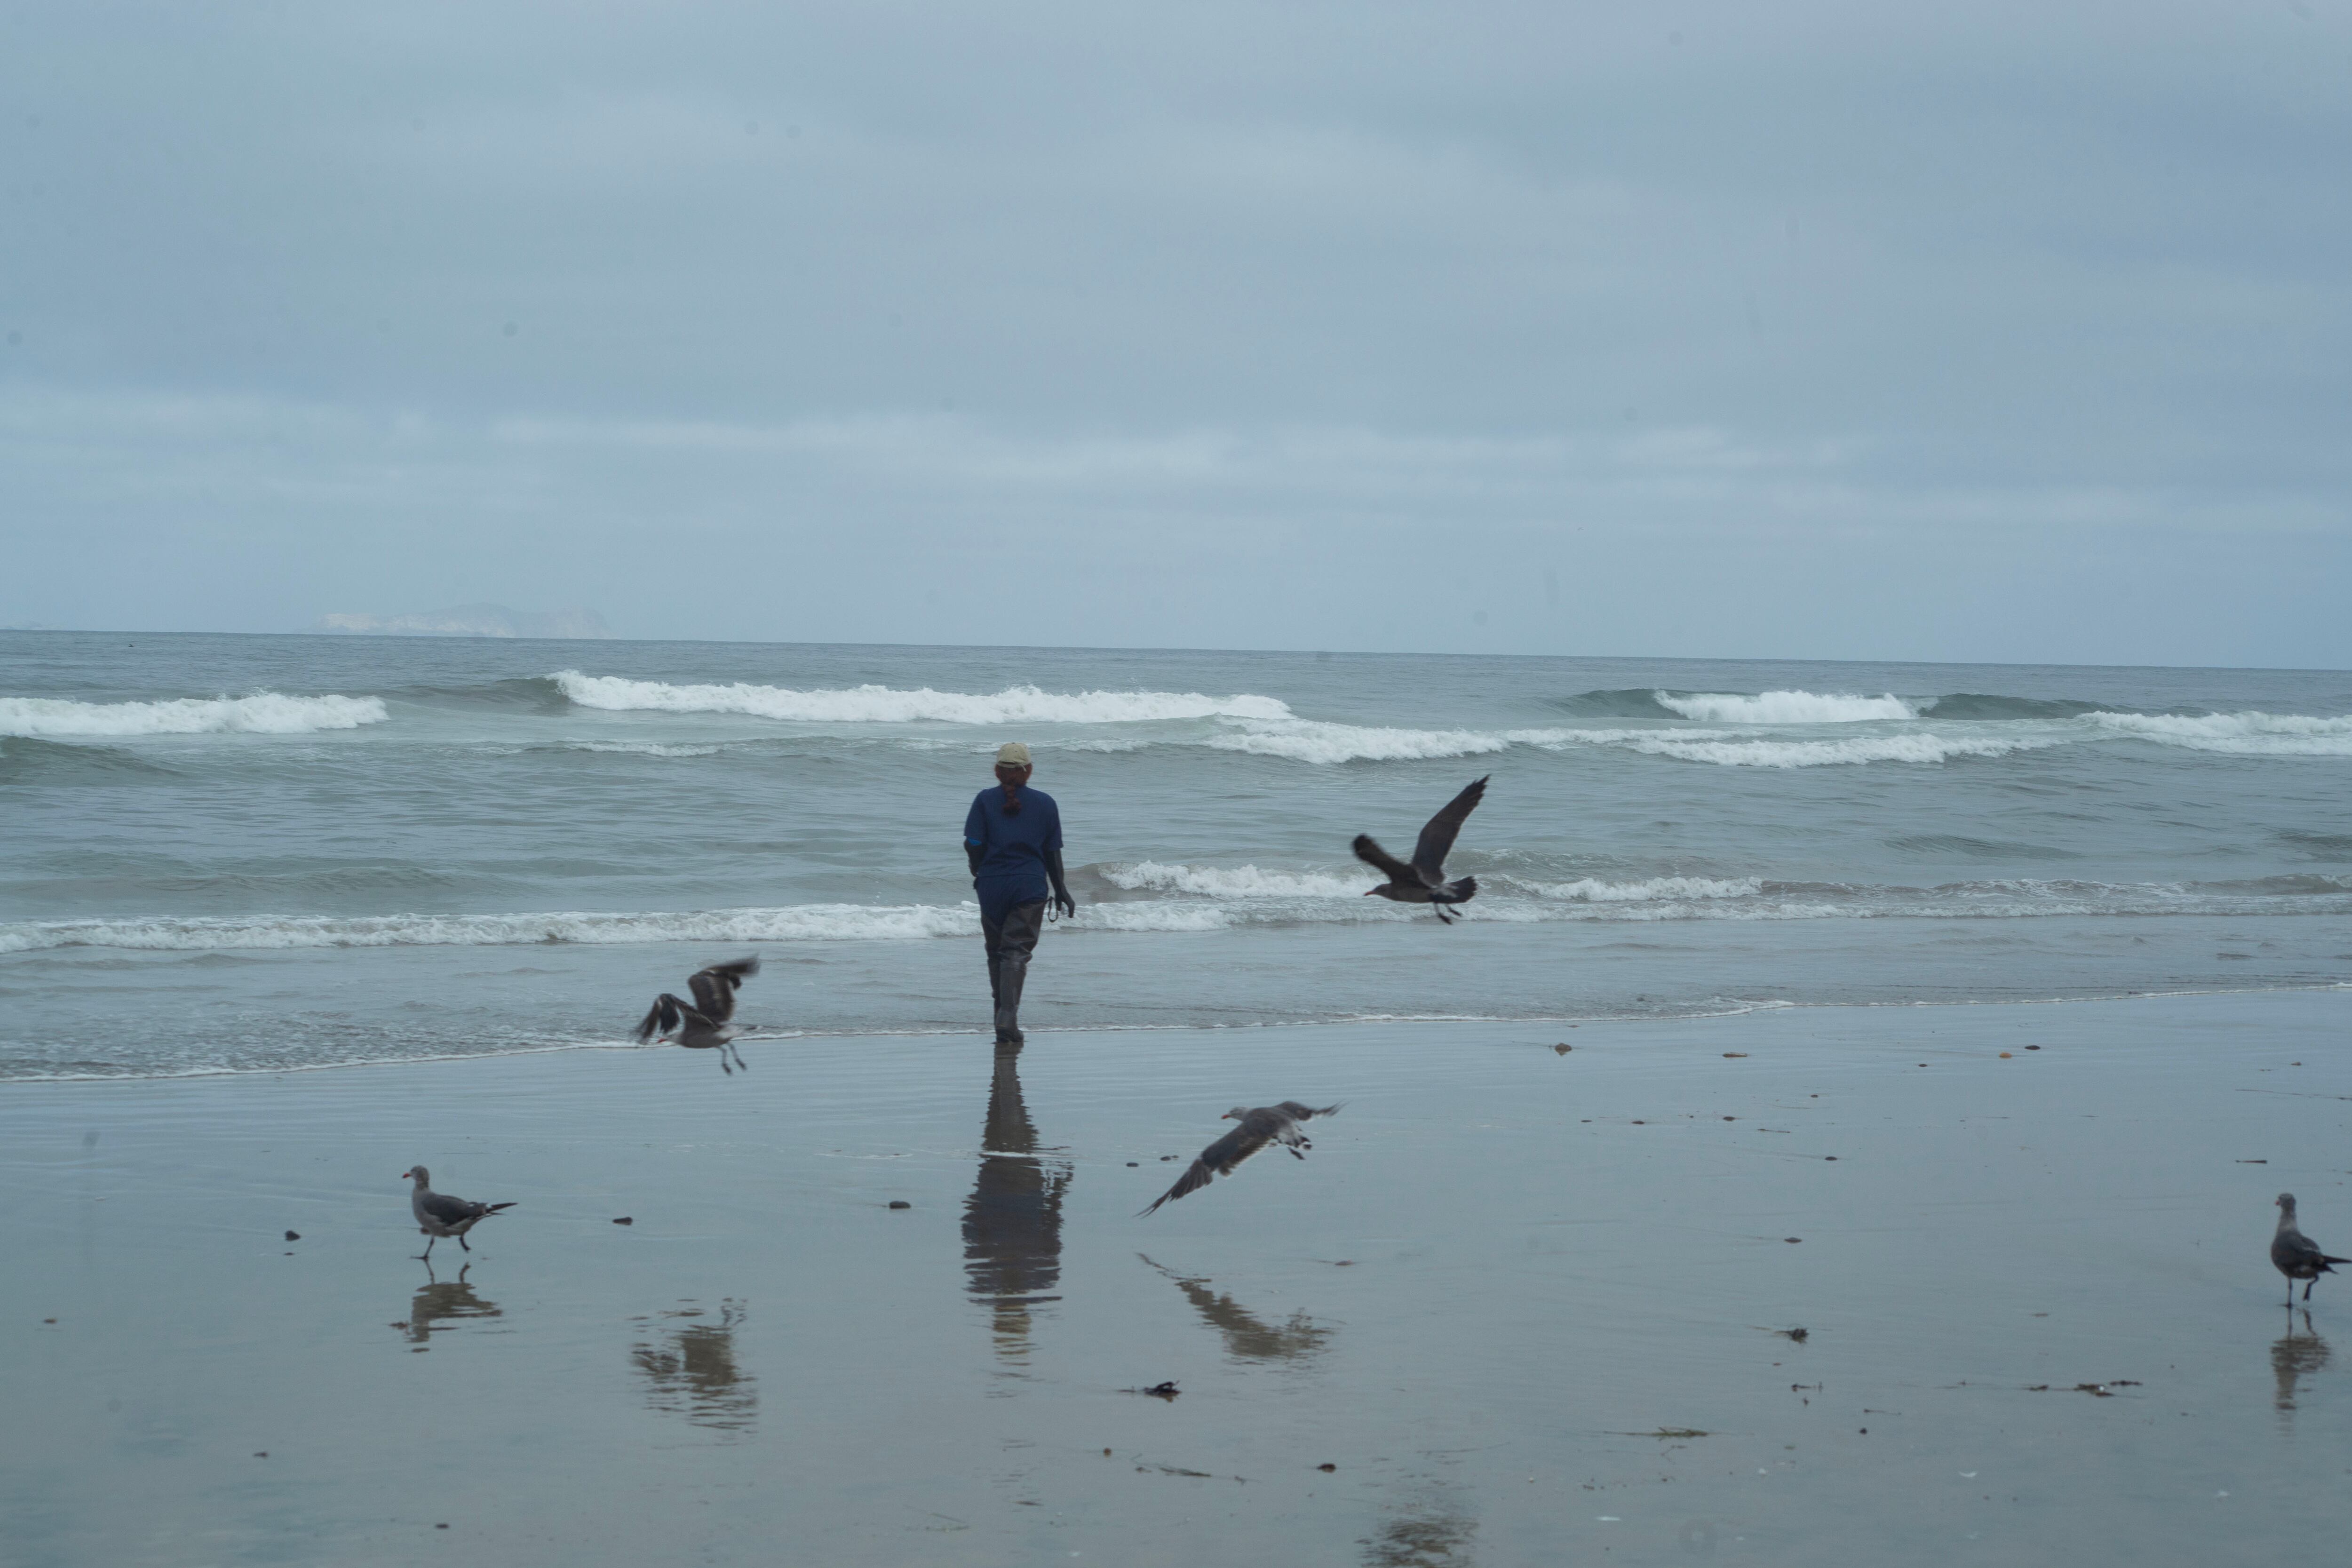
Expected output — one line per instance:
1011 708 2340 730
3 630 2348 1079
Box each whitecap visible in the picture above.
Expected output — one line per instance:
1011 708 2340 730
1518 728 2060 768
553 670 1290 725
1655 689 1917 724
0 692 389 739
1507 874 1765 902
2084 709 2352 757
1101 861 1370 898
1204 717 1511 764
0 904 981 954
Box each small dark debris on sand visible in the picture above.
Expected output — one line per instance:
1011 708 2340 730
888 1201 912 1210
1123 1381 1181 1400
1160 1154 1177 1162
253 1451 268 1458
1318 1462 1337 1472
1785 1237 1803 1244
1615 1427 1709 1439
284 1230 301 1242
1126 1162 1139 1167
1723 1052 1747 1058
1554 1043 1572 1054
1778 1327 1810 1342
42 1318 57 1325
2027 1381 2142 1396
612 1216 634 1225
2238 1159 2268 1165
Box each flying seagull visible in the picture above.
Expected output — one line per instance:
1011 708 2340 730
1354 776 1488 923
402 1166 516 1260
1140 1102 1342 1216
633 957 760 1074
2273 1193 2351 1304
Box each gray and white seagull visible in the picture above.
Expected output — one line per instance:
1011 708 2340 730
1140 1102 1343 1216
401 1165 516 1261
633 956 760 1074
2273 1193 2352 1305
1354 776 1488 923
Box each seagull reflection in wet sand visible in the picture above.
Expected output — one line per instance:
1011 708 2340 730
1138 1255 1333 1363
399 1264 500 1346
630 1301 755 1433
963 1044 1070 1363
2272 1309 2331 1419
1362 1479 1479 1568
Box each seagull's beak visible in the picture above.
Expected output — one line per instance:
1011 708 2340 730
1361 889 1377 896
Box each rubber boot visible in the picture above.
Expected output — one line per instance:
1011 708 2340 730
993 948 1029 1046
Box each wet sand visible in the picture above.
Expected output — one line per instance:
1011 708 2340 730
4 988 2349 1566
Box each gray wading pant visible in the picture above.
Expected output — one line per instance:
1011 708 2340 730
981 899 1048 1042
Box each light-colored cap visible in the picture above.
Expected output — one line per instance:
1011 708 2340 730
995 742 1033 767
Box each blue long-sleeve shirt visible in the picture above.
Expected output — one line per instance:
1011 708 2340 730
965 786 1062 918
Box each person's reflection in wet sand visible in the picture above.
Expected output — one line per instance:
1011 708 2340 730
1138 1254 1333 1363
399 1264 500 1346
963 1045 1069 1366
2271 1308 2331 1423
630 1300 755 1433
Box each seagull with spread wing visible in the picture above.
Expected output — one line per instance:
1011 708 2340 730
633 956 760 1074
401 1165 516 1261
1140 1102 1342 1216
1353 776 1488 923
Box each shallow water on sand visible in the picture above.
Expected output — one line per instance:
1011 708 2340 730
5 991 2348 1566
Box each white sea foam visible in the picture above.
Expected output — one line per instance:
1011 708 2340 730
570 740 723 757
2085 709 2352 757
1520 728 2059 768
0 904 979 955
1205 718 1512 764
1656 689 1917 724
1509 875 1765 902
0 692 389 739
554 671 1290 725
1102 861 1372 898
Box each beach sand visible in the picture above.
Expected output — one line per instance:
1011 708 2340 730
4 987 2348 1566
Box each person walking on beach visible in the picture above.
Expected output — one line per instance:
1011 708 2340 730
964 743 1075 1048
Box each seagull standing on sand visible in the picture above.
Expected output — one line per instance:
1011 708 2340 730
1354 777 1488 923
402 1166 516 1260
2273 1193 2352 1304
1141 1102 1342 1216
634 957 760 1074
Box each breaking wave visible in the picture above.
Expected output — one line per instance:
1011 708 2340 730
0 692 389 738
1515 729 2063 768
0 905 980 954
1654 690 1916 724
8 867 2349 955
1204 718 1512 764
2085 709 2352 757
553 671 1290 725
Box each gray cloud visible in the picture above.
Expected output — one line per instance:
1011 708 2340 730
2 1 2346 662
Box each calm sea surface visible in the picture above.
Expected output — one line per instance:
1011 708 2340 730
3 631 2347 1078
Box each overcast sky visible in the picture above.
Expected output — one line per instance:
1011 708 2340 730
2 2 2346 665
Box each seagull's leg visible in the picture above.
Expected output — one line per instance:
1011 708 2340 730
459 1234 471 1253
420 1235 436 1261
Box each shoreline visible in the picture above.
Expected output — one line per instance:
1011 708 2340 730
6 978 2346 1087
